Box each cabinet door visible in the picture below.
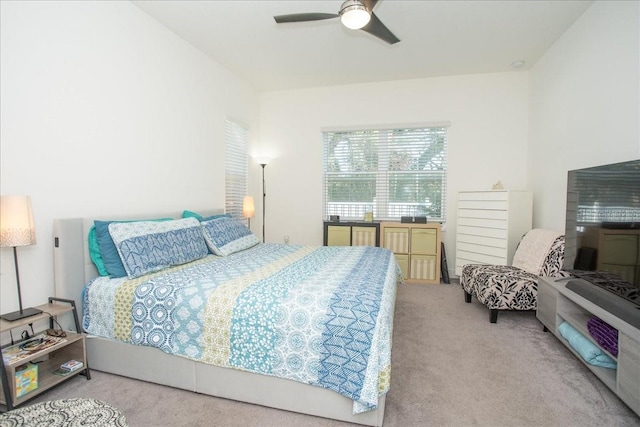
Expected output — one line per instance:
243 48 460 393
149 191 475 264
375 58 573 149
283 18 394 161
410 255 437 281
618 332 640 414
383 228 409 253
536 278 558 332
410 228 437 255
352 226 376 247
327 226 351 246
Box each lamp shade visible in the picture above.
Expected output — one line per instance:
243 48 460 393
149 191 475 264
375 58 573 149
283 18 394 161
0 195 36 247
243 196 255 219
340 0 371 30
254 157 271 167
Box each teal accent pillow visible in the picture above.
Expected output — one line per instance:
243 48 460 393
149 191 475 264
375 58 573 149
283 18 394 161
182 210 231 222
88 226 109 276
94 218 172 278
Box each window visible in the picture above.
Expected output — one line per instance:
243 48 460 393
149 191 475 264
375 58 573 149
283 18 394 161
225 120 249 219
323 125 448 221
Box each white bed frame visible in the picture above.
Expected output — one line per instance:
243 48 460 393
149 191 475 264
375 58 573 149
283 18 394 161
52 212 386 426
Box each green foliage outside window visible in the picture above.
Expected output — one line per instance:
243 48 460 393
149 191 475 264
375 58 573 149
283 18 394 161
323 127 447 221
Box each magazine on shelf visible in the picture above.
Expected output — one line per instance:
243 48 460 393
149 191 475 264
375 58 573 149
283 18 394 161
61 359 83 372
2 334 67 365
53 360 84 376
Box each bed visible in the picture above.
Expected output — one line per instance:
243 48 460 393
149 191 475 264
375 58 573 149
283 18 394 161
52 210 401 426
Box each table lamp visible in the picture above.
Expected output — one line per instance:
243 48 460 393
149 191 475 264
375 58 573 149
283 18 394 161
0 195 42 322
243 196 255 230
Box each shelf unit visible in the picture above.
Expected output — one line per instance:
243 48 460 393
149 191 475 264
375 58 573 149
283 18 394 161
537 277 640 416
1 298 90 411
380 222 441 285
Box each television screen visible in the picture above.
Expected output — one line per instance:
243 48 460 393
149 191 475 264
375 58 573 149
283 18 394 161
564 159 640 303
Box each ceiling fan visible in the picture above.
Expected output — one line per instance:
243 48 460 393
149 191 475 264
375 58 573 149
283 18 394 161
274 0 400 45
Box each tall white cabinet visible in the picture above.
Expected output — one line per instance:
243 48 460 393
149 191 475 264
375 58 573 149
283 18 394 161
455 190 533 276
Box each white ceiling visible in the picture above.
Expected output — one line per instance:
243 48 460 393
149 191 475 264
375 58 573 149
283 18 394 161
132 0 593 92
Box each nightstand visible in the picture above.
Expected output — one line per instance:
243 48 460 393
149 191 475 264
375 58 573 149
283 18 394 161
0 297 90 411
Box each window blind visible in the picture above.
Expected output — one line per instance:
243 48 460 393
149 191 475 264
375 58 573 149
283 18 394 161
225 120 249 219
322 126 448 221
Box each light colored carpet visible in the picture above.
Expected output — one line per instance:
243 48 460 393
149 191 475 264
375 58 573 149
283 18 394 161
28 283 639 426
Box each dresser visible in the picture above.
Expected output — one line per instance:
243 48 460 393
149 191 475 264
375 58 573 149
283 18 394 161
380 222 441 284
455 190 532 276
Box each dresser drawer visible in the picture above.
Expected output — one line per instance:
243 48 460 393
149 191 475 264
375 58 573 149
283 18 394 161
458 200 509 211
457 208 509 220
352 226 377 247
458 191 509 202
326 225 351 246
383 228 409 253
457 223 508 238
410 228 437 255
456 233 507 249
456 242 507 258
410 255 437 281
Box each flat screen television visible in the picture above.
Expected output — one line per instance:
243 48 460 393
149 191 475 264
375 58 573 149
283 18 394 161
563 159 640 321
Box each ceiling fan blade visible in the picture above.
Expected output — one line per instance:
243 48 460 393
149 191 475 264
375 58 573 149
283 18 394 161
362 0 379 11
360 11 400 44
274 13 339 24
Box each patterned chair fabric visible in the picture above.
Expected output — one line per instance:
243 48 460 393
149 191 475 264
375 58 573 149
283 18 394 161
460 230 565 323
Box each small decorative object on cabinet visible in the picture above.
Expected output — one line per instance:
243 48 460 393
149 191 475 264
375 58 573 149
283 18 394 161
380 222 441 284
455 190 532 276
537 277 640 416
0 297 90 411
323 221 379 247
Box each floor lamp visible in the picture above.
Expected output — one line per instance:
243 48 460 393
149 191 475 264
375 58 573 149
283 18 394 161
255 158 271 242
0 195 42 322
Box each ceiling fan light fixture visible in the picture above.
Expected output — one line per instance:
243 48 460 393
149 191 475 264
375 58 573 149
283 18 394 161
339 0 371 30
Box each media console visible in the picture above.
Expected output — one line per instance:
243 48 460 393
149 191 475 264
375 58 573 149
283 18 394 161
537 276 640 416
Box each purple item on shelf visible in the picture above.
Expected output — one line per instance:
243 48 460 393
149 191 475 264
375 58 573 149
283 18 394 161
586 316 618 356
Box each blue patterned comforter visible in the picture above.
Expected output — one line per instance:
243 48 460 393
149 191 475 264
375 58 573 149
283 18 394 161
83 243 401 413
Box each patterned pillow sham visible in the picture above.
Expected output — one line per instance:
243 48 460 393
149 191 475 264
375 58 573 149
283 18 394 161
201 216 260 256
109 217 209 279
90 218 173 278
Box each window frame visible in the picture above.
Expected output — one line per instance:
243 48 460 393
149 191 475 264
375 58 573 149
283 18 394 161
322 124 449 222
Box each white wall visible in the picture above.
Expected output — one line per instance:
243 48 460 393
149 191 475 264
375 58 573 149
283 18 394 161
0 1 259 314
529 0 640 231
258 72 530 261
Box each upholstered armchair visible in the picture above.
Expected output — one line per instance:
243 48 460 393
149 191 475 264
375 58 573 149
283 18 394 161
460 229 566 323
